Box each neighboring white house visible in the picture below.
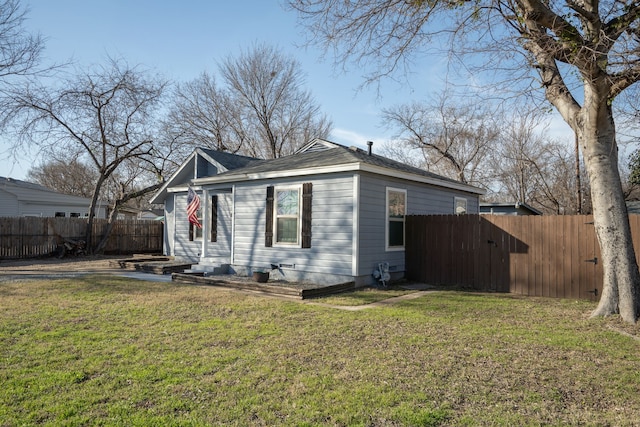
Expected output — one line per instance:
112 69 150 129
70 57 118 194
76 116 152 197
0 176 107 218
151 139 485 286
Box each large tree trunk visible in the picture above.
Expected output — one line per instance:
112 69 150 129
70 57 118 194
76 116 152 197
85 174 109 255
93 206 119 255
580 87 640 323
93 181 165 255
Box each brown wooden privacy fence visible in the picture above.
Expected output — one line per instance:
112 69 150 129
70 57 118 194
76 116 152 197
404 214 640 301
0 217 163 259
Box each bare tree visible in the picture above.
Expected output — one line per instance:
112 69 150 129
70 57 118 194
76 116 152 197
165 45 331 159
0 0 61 163
0 0 44 81
494 111 552 205
219 43 331 158
26 157 97 198
492 112 584 214
381 92 499 186
4 58 169 253
533 143 589 214
164 71 246 158
289 0 640 323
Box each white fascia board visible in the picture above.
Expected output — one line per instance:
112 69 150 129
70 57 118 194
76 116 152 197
167 185 203 193
188 161 484 195
192 163 360 185
149 151 198 204
359 164 486 195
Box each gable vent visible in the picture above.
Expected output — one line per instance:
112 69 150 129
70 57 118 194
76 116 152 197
304 143 333 153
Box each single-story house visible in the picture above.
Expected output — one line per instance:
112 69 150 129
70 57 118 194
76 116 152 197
0 176 107 218
480 202 542 216
150 139 485 286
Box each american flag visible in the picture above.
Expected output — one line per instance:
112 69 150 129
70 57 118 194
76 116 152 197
187 187 201 228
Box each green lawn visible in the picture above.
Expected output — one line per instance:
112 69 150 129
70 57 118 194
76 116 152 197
1 275 639 426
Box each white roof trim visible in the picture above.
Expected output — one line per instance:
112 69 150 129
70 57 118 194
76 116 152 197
360 163 485 195
149 151 197 204
294 138 340 154
192 162 485 195
150 147 237 204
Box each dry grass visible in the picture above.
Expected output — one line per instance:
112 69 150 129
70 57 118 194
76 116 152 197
1 275 639 426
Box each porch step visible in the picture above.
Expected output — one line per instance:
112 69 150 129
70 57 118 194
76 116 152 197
185 263 230 275
112 256 192 274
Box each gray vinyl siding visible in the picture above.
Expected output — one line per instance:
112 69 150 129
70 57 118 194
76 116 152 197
0 188 19 216
173 192 201 261
203 192 232 262
0 182 106 218
232 174 354 276
168 190 234 262
163 195 175 256
357 173 480 277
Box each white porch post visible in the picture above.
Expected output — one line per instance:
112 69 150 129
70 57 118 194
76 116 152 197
201 188 208 259
230 185 236 265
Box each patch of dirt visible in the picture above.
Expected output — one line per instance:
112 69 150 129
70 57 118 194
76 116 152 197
604 316 640 338
0 255 123 274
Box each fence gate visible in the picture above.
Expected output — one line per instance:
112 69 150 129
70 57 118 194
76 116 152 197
405 214 609 301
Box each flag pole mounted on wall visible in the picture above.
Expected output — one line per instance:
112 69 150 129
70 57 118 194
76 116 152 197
187 187 202 228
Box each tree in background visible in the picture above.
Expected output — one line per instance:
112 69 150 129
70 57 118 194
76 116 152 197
163 71 246 161
628 149 640 189
3 58 169 253
167 44 331 159
289 0 640 323
26 157 97 198
0 0 61 162
381 91 499 187
0 0 44 81
220 43 332 158
491 111 585 214
381 98 587 214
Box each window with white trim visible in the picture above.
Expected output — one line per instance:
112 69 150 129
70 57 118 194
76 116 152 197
386 187 406 250
275 186 301 245
265 184 312 248
455 197 468 215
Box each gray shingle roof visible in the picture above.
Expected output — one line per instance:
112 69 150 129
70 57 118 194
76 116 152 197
213 144 465 187
199 148 260 171
0 176 52 192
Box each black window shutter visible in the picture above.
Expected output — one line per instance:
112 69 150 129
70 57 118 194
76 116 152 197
265 186 274 247
302 182 312 248
211 195 218 242
189 223 194 241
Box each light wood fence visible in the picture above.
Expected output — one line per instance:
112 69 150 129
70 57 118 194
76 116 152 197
405 214 640 301
0 217 163 258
